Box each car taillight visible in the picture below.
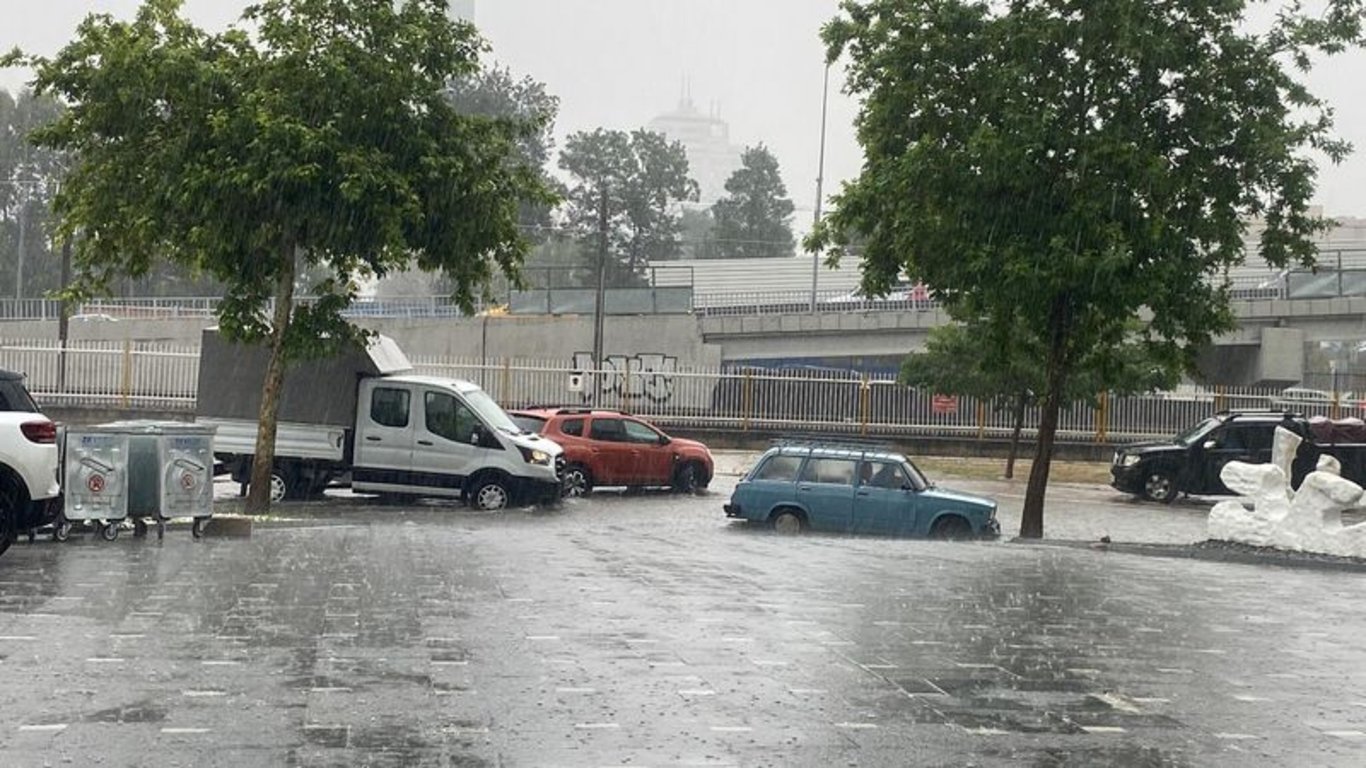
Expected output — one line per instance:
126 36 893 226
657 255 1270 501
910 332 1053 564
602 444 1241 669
21 420 57 444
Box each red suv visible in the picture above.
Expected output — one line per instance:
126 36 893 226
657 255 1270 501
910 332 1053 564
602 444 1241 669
509 408 713 497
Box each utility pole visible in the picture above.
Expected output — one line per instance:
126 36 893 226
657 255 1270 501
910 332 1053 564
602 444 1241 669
591 184 609 407
810 62 831 313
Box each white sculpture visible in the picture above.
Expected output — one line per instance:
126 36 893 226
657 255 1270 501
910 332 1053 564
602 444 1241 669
1207 426 1366 558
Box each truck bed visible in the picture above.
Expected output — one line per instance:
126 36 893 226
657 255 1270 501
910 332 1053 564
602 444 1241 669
202 418 347 463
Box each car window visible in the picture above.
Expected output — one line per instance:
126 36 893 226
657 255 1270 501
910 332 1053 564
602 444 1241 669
425 391 479 443
370 387 410 428
862 461 907 489
623 420 661 444
560 418 584 437
511 414 547 434
0 379 40 413
799 457 856 486
754 455 801 481
589 417 627 442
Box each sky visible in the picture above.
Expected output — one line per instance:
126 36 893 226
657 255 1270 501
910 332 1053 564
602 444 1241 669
3 0 1364 226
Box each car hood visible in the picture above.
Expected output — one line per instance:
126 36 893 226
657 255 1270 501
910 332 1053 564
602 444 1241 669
670 436 710 454
1117 441 1183 456
921 486 995 511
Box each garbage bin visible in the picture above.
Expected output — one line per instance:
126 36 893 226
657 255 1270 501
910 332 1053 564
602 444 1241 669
62 426 131 541
61 421 217 541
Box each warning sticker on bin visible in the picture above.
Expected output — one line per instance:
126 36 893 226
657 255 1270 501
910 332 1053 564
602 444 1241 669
87 474 106 493
180 471 197 490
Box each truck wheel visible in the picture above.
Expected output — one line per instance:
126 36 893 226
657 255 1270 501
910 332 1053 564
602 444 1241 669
469 476 511 511
269 470 291 503
1142 469 1178 504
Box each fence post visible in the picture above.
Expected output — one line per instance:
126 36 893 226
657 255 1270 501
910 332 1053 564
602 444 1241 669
976 400 986 441
859 375 871 436
121 340 133 408
1214 386 1226 414
741 371 753 432
1096 390 1109 444
500 358 511 406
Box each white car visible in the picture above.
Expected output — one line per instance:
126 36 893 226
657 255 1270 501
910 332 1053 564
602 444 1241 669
0 370 62 555
1271 387 1359 412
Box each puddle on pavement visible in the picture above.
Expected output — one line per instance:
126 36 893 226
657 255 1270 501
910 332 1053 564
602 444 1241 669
85 701 168 724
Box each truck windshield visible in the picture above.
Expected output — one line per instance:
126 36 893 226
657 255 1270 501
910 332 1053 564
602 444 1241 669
1175 417 1221 446
463 388 524 434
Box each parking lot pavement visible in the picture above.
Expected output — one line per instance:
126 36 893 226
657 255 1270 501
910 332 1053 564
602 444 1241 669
3 481 1365 767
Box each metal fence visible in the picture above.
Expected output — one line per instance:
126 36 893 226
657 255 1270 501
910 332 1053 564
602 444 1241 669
4 340 1356 443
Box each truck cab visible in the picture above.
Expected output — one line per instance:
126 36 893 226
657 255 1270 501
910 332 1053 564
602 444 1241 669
350 376 563 508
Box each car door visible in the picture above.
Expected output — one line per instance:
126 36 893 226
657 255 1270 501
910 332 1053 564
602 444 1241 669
623 418 674 484
852 460 919 535
587 417 634 485
1201 425 1270 493
353 383 415 487
408 388 480 494
795 457 856 531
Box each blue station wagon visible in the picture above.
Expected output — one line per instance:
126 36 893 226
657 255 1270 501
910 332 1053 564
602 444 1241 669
724 445 1000 539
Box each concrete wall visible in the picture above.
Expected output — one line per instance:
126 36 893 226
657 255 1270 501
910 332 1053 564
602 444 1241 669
357 314 723 368
0 317 213 345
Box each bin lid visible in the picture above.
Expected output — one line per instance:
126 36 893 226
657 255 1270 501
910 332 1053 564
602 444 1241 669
78 420 218 436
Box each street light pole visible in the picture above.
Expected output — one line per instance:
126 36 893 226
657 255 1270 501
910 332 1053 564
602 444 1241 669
810 62 831 313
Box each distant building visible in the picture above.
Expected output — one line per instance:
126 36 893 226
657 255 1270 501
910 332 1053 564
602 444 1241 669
448 0 474 22
648 96 743 206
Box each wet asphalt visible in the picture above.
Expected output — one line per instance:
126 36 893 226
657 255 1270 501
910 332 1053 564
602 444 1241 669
1 470 1365 767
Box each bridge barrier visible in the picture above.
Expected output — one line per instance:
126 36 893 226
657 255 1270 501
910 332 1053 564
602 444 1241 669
2 340 1348 443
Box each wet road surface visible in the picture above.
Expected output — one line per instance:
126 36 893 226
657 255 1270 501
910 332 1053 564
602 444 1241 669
2 474 1365 767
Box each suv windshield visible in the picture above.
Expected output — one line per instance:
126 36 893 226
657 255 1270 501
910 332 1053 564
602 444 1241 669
0 374 40 413
1175 417 1221 446
511 414 547 434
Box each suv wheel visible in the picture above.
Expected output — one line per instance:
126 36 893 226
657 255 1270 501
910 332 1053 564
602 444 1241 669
672 462 704 494
1142 468 1178 504
1 479 23 556
562 464 592 498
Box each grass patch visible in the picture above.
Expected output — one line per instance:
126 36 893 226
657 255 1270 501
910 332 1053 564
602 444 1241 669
914 456 1112 485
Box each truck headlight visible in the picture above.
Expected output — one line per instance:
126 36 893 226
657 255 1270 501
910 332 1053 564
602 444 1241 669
519 447 552 466
1121 454 1140 468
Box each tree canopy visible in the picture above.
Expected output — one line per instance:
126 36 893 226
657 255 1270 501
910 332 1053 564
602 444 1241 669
10 0 554 511
559 128 699 283
814 0 1365 537
711 144 795 259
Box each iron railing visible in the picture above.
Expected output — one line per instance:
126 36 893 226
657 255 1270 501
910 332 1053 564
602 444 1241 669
5 340 1358 443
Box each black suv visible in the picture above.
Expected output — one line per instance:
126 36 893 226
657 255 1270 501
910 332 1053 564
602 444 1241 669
1110 410 1366 502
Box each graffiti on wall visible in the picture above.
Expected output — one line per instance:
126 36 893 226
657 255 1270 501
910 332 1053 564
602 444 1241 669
570 352 678 404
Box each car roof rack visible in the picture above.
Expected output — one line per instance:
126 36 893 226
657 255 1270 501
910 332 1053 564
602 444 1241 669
771 436 900 455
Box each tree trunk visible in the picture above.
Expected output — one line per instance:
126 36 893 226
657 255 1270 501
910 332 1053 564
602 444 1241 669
1005 391 1027 480
1020 298 1071 539
244 245 297 515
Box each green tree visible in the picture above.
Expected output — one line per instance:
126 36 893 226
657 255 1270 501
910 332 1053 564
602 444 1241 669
11 0 553 513
680 208 717 260
0 89 66 300
902 315 1176 480
813 0 1364 538
712 144 795 259
559 128 699 284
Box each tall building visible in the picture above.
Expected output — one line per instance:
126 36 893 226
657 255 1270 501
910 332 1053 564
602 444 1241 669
648 96 743 207
448 0 474 22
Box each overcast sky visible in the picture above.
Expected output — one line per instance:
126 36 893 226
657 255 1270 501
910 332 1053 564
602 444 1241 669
3 0 1363 225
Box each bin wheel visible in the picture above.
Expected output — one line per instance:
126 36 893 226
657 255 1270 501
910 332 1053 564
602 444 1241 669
133 519 148 538
53 521 72 543
158 520 167 540
191 519 203 539
101 522 120 542
27 529 36 543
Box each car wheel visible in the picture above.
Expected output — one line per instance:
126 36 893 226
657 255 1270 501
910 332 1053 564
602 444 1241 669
672 461 704 494
470 476 511 512
562 464 592 498
771 510 804 535
1141 468 1178 504
930 515 972 540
